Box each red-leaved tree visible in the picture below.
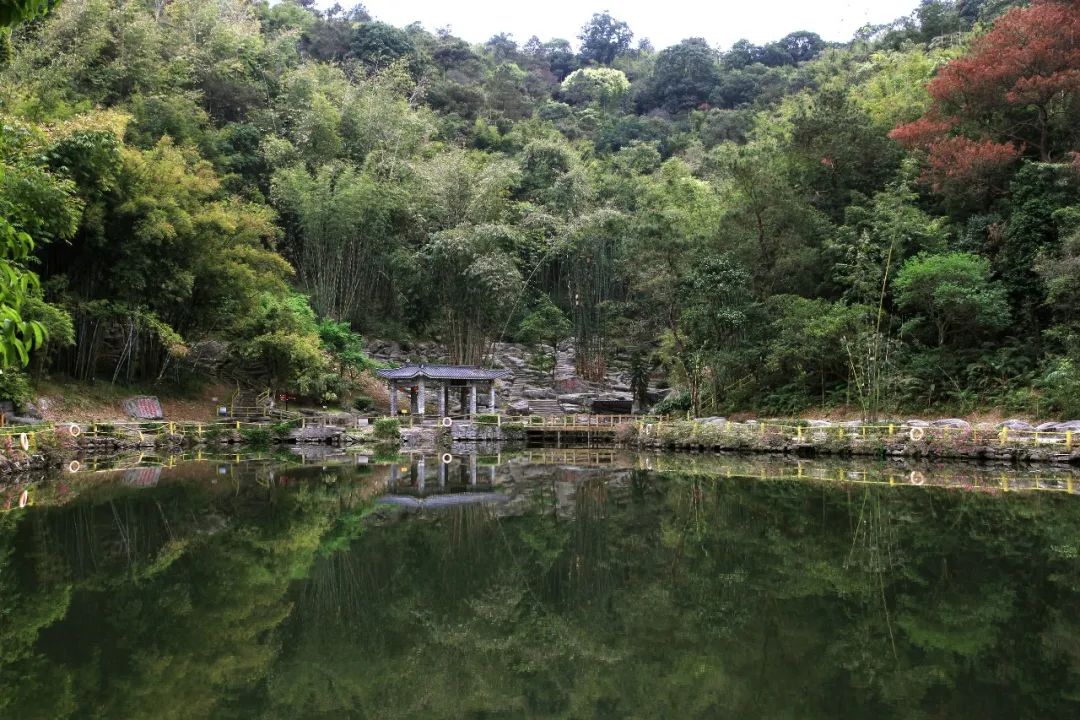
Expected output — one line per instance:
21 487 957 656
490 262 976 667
891 0 1080 198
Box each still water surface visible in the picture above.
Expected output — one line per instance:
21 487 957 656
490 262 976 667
1 448 1079 719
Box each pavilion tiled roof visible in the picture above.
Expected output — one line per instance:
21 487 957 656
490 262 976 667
375 364 511 381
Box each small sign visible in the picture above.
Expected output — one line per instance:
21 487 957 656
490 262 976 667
278 393 288 402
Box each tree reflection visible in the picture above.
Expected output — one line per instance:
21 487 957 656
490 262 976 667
0 464 1078 719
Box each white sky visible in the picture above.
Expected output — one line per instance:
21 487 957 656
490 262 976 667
349 0 923 52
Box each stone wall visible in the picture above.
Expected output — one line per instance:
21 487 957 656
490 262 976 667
634 418 1080 464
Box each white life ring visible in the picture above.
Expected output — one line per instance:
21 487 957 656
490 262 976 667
19 489 29 508
67 460 81 473
908 426 925 441
909 471 925 486
67 423 81 437
441 453 453 464
441 417 453 428
19 433 29 451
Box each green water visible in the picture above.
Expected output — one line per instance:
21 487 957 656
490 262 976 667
1 450 1078 719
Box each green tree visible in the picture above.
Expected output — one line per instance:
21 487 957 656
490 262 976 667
642 38 720 113
560 67 630 108
893 252 1010 347
577 11 632 66
518 296 571 381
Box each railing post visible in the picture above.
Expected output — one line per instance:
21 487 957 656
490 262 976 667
1067 431 1073 450
999 427 1008 446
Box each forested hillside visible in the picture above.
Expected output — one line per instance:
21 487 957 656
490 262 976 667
1 0 1078 418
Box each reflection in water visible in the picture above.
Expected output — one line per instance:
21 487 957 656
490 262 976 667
0 450 1078 719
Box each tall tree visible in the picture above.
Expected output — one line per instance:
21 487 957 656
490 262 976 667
577 12 632 66
642 38 721 113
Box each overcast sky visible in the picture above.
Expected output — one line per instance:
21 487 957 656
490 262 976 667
351 0 923 52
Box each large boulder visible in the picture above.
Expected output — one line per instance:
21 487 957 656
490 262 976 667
554 376 589 394
592 394 633 415
932 418 971 430
124 396 164 420
999 419 1034 431
507 399 530 416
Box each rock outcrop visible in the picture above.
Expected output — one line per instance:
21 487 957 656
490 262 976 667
365 338 665 415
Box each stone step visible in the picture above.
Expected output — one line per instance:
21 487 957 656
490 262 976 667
529 399 563 416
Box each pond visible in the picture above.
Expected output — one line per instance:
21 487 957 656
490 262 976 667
1 449 1078 719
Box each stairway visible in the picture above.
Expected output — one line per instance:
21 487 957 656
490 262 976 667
529 399 562 415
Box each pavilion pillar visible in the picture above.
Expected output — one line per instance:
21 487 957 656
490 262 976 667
469 453 477 486
417 378 426 416
388 382 398 416
409 387 418 415
416 456 426 491
438 382 446 417
489 383 497 412
469 385 477 416
459 387 468 415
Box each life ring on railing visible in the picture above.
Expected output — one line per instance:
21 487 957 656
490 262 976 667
19 433 29 451
67 460 81 473
441 453 453 465
908 426 925 442
19 489 29 508
909 471 925 486
441 417 453 428
66 423 81 437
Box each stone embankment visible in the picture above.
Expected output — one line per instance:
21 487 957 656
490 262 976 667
0 418 370 475
634 417 1080 464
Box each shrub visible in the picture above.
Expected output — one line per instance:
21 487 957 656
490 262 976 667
614 422 639 444
0 369 33 409
271 419 299 438
240 426 272 445
373 418 400 440
352 395 374 411
475 414 499 425
1042 359 1080 418
652 391 691 417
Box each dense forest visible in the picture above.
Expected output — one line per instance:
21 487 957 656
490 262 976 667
1 0 1078 418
